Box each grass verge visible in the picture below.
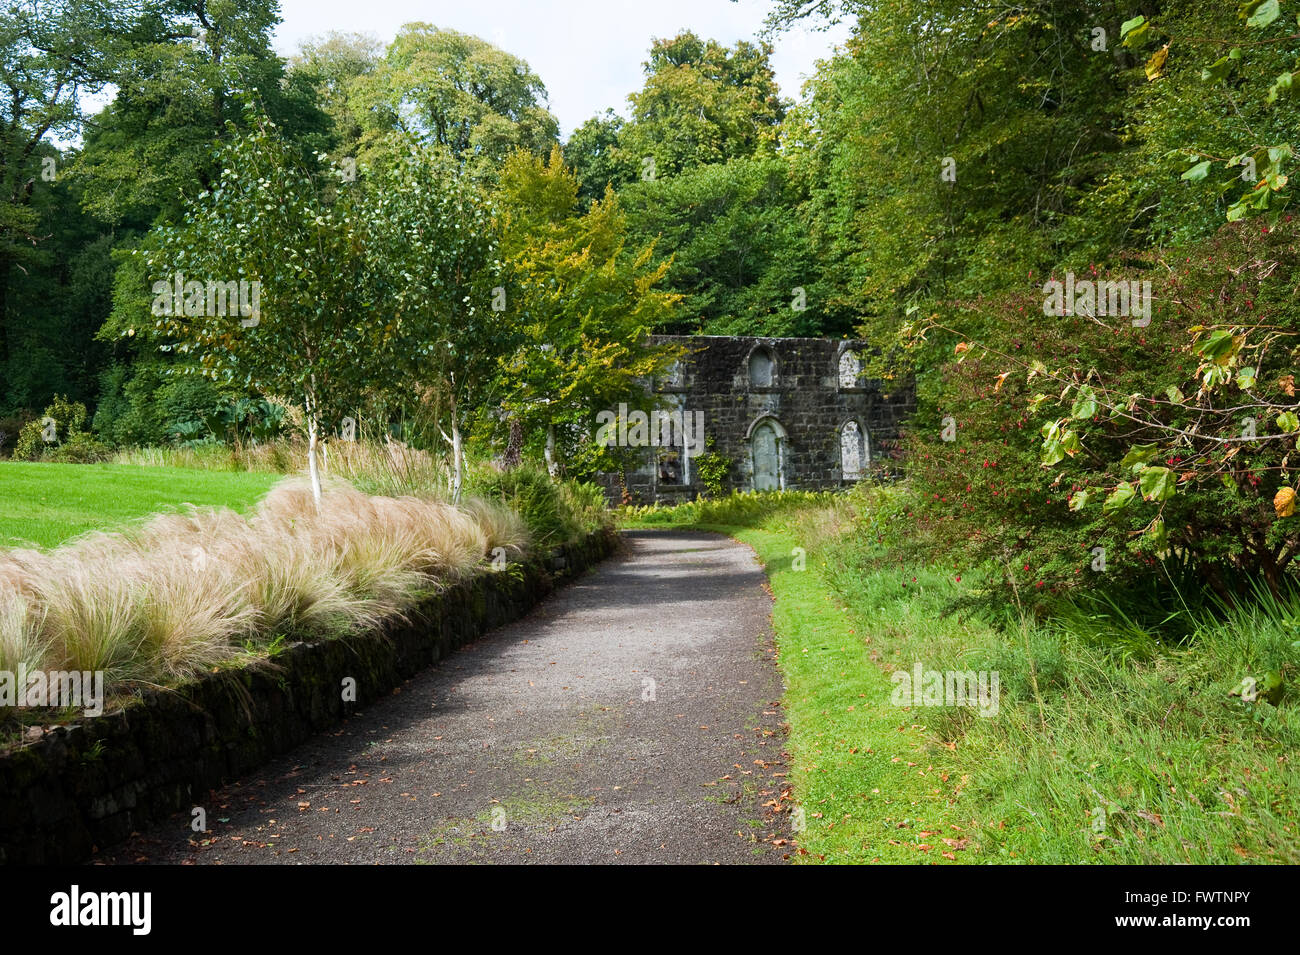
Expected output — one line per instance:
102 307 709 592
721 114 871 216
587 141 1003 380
625 489 1300 864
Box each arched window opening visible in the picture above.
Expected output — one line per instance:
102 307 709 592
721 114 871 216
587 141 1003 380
748 348 774 388
841 421 867 479
839 349 861 388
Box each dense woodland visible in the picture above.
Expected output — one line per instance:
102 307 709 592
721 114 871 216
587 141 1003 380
2 0 1299 592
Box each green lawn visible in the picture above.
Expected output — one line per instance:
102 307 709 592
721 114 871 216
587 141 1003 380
0 461 281 549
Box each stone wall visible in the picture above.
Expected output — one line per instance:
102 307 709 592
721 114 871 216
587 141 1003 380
0 529 618 865
599 336 914 504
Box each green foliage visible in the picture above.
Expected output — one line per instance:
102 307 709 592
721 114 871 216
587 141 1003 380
901 217 1300 597
129 113 381 424
1121 1 1296 229
362 136 503 498
494 146 682 473
348 23 559 180
44 431 113 464
620 488 835 527
564 109 635 201
769 0 1295 372
287 31 384 158
620 31 786 179
196 397 286 447
116 112 501 501
73 0 329 226
466 463 610 547
789 0 1124 355
0 0 125 272
92 363 233 448
693 436 732 497
1 170 118 417
12 420 45 460
620 154 840 335
13 394 107 461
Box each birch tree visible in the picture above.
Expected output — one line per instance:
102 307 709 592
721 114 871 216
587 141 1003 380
123 113 386 508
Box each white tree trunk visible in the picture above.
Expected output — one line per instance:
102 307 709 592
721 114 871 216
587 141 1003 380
304 376 323 512
451 420 464 503
307 415 322 511
449 391 464 504
544 422 558 480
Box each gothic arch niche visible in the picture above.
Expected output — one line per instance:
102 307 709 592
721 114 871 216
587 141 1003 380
747 344 777 389
745 415 787 491
838 347 862 389
840 419 868 480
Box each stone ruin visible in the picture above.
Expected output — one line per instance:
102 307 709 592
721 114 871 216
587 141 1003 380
595 335 915 504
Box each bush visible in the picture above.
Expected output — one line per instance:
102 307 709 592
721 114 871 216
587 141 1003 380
897 218 1300 599
94 363 239 447
46 432 113 464
93 362 164 447
466 463 610 548
13 395 94 461
694 436 732 498
157 375 227 441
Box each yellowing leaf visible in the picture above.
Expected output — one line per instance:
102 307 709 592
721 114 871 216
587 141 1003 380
1274 487 1296 518
1145 44 1170 81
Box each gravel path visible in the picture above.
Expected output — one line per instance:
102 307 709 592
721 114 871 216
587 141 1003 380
102 530 795 865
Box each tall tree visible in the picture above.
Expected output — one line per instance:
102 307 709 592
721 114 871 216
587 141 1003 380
0 0 133 397
288 31 384 159
67 1 328 438
349 23 559 179
74 0 328 227
786 0 1131 368
362 138 502 500
619 31 786 179
495 146 682 476
564 108 634 202
620 153 837 336
111 115 389 506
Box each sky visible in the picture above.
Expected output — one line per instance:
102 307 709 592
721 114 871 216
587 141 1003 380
271 0 855 138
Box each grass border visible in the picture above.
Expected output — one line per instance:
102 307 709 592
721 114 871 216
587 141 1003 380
693 521 974 864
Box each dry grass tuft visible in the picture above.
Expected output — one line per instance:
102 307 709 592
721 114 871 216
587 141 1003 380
0 477 533 704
